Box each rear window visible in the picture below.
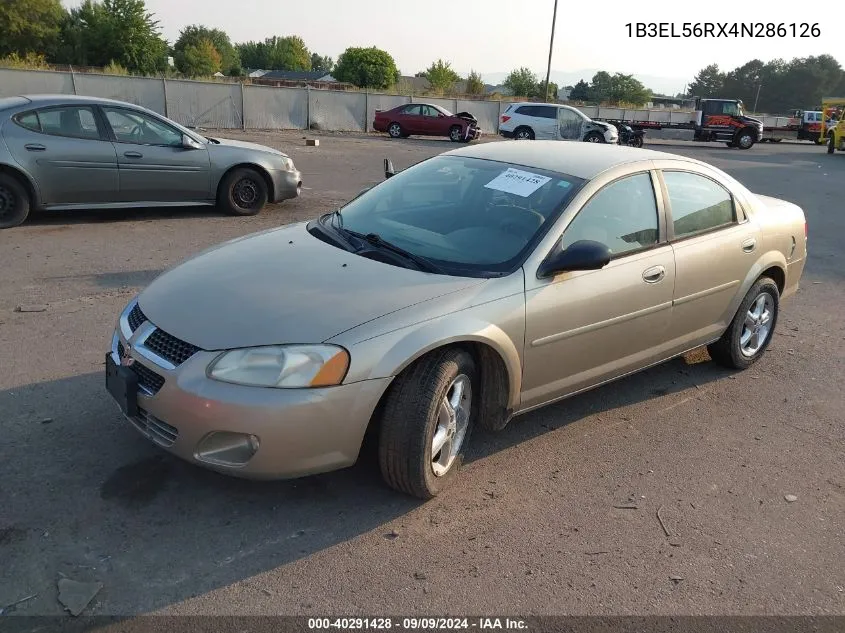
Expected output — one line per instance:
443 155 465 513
14 111 40 132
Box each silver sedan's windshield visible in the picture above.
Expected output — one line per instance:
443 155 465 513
335 155 584 275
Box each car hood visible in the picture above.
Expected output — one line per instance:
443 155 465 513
208 137 288 157
136 223 485 350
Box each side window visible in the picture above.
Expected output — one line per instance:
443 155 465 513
515 106 534 117
536 106 557 119
561 173 659 256
558 108 583 137
103 107 182 146
402 105 422 115
37 106 101 140
14 111 40 132
663 171 736 239
422 105 439 117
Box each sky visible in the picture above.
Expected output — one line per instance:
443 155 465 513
61 0 843 95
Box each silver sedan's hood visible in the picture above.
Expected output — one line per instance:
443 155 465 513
137 223 485 350
209 137 287 157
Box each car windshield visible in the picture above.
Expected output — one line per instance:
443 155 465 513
329 155 585 276
435 105 453 116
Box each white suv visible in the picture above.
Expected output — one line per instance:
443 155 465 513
499 102 618 143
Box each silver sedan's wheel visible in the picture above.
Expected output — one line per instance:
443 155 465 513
708 276 779 370
378 349 477 499
431 374 472 476
740 293 774 357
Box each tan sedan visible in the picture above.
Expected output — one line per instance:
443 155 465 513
106 142 807 499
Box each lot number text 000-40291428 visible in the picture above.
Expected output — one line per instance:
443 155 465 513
625 22 821 38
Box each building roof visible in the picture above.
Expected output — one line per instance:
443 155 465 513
443 140 702 180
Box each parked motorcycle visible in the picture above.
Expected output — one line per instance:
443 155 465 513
616 123 645 148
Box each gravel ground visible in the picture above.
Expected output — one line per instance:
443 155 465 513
1 131 843 619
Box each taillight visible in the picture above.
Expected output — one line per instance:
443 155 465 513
501 115 511 123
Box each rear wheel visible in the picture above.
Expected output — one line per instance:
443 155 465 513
631 135 644 148
218 167 268 216
388 122 403 138
708 277 779 370
585 131 604 143
514 126 534 140
0 173 31 229
378 349 477 499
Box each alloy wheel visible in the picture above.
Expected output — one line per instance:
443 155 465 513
431 374 472 477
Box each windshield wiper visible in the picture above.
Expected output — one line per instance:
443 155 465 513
347 230 444 274
313 211 358 252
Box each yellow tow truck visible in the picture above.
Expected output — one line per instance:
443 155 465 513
820 97 845 154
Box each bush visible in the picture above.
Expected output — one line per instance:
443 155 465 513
103 60 129 75
0 52 49 69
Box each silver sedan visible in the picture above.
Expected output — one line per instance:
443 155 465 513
105 141 807 499
0 95 302 228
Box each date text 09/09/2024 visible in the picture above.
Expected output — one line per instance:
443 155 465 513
625 22 821 38
307 618 528 630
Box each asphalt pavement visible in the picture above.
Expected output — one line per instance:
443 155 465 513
1 132 843 619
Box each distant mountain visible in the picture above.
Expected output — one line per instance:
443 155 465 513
479 69 690 97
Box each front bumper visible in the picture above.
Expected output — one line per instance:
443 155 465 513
106 302 391 479
269 168 302 202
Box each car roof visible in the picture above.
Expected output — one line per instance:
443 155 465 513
511 102 574 109
443 141 704 180
16 94 147 109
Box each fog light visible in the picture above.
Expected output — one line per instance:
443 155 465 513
195 431 260 467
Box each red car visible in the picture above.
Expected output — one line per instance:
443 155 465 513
373 103 481 142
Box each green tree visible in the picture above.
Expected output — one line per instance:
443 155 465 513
465 69 485 95
587 71 613 102
688 63 725 97
0 0 67 59
608 73 650 105
569 79 590 101
424 59 460 94
533 80 559 101
333 46 400 89
235 36 310 71
59 0 167 74
173 25 239 75
503 67 538 98
310 52 334 73
179 39 221 77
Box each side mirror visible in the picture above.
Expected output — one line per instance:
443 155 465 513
182 134 202 150
537 240 612 279
384 158 395 179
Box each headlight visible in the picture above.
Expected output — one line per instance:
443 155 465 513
280 156 295 171
208 345 349 388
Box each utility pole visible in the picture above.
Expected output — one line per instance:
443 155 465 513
543 0 559 103
753 82 762 113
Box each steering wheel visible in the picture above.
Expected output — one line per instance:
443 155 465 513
129 125 144 142
487 203 546 240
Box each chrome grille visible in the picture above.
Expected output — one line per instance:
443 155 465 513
130 408 178 447
144 329 200 366
127 303 146 332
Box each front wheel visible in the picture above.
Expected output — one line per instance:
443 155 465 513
735 128 756 150
630 135 644 148
585 131 604 143
449 125 463 143
708 277 779 370
218 167 268 216
828 133 836 154
0 173 31 229
378 349 477 499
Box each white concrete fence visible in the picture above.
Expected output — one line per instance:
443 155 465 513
0 67 695 140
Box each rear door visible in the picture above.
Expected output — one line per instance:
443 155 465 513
100 106 211 203
398 104 424 134
656 164 761 351
3 104 118 206
530 105 558 139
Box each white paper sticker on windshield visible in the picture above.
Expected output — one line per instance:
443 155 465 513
484 168 551 198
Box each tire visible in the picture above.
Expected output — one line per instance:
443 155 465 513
217 167 268 216
0 172 31 229
631 135 644 148
378 348 477 499
449 125 463 143
388 122 403 138
707 277 779 370
734 128 756 150
513 126 534 140
584 131 604 143
828 133 835 154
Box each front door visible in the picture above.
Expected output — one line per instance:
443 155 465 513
419 105 447 136
658 168 762 350
100 106 211 203
3 104 118 206
558 107 585 141
521 171 675 409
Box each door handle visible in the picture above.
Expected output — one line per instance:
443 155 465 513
741 238 757 253
642 265 666 283
24 143 46 151
124 151 143 158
